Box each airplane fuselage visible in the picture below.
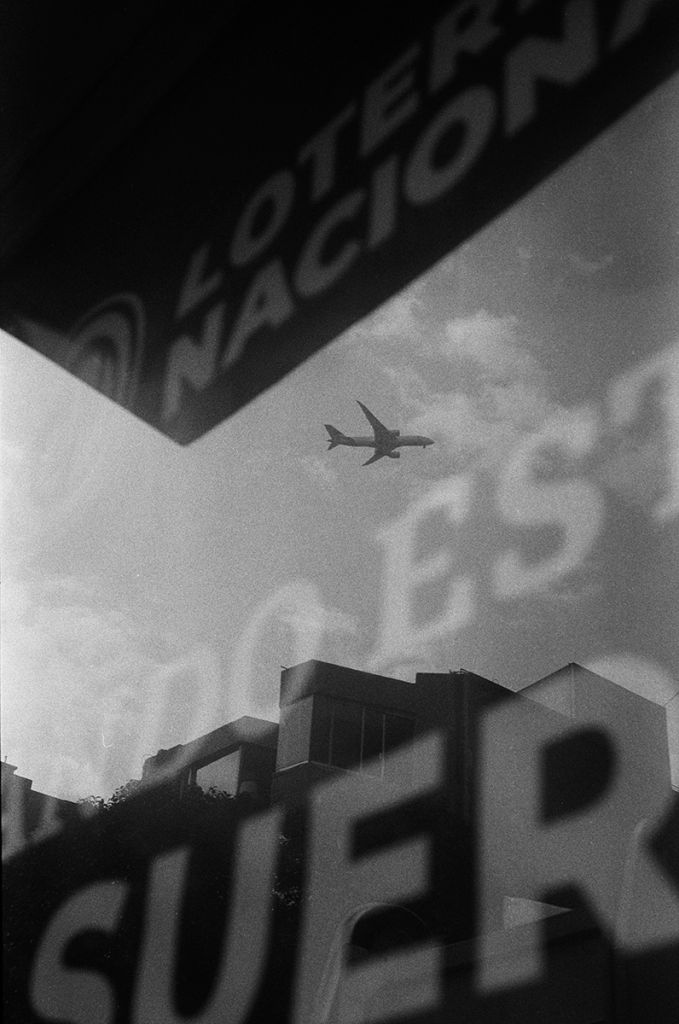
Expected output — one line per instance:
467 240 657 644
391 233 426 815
334 435 434 450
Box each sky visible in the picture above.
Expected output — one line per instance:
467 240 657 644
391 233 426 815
2 75 678 801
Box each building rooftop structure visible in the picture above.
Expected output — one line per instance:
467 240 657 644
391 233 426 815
138 659 673 814
141 714 278 803
1 760 79 859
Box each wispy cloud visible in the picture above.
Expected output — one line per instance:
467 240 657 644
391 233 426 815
392 309 566 473
565 251 614 277
335 292 576 490
342 287 428 349
514 245 614 281
379 363 433 409
296 453 340 488
441 310 533 376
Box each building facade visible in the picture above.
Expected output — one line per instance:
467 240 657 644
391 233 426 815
135 658 677 1021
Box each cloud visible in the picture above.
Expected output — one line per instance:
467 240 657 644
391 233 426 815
342 287 428 348
407 391 497 462
514 247 614 280
441 310 540 382
389 310 569 475
379 363 434 409
406 381 560 473
541 575 604 607
297 453 340 488
1 574 222 800
335 301 570 482
565 251 614 277
279 596 358 643
0 352 127 565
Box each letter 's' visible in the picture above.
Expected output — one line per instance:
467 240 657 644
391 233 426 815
133 810 282 1023
31 881 129 1024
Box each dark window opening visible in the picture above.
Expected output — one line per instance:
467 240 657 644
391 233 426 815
384 713 415 755
331 700 363 769
306 698 415 778
192 750 240 796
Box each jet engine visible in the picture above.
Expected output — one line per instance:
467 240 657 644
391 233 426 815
389 429 401 437
387 451 401 459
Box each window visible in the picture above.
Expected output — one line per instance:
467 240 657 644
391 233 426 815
330 700 363 769
307 697 415 778
277 697 314 770
362 709 384 773
384 713 415 756
309 695 332 764
277 696 416 777
193 750 241 796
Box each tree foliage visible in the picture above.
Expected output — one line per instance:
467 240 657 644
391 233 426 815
78 779 237 813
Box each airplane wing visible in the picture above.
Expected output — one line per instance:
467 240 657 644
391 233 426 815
357 401 393 444
363 451 387 466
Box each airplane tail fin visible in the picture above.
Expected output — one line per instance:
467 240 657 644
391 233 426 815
325 425 346 450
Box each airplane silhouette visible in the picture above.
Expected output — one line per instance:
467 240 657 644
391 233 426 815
325 401 434 466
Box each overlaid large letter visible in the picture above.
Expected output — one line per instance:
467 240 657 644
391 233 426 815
31 881 129 1024
293 733 444 1024
133 809 282 1023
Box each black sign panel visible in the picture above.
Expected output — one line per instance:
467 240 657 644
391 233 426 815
1 0 678 443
